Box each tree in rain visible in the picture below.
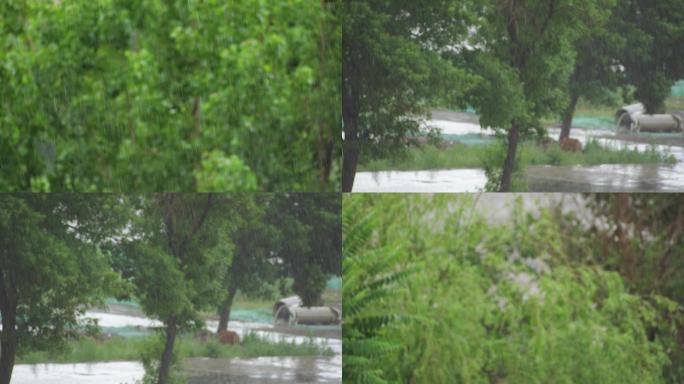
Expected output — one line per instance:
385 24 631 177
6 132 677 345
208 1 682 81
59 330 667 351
215 194 279 333
557 17 626 141
563 194 684 381
0 194 124 384
119 194 235 384
273 193 342 306
216 193 342 332
341 0 476 192
613 0 684 114
0 0 340 192
465 0 615 191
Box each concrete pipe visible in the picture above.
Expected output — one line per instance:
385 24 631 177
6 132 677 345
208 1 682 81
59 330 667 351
615 103 644 131
634 114 683 133
273 296 302 317
292 307 341 325
273 296 303 324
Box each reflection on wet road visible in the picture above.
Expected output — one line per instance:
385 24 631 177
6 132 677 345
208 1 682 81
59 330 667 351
528 127 684 192
11 362 143 384
354 169 487 192
526 163 684 192
184 356 340 384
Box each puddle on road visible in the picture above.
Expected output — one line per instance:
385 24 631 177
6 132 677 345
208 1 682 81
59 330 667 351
87 311 162 328
353 168 487 192
526 163 684 192
424 120 493 135
11 361 143 384
531 128 684 192
184 356 340 384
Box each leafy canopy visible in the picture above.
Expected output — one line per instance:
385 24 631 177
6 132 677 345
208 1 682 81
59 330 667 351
0 0 340 192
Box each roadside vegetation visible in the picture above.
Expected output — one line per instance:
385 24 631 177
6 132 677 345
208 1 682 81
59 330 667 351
17 332 333 365
343 194 684 383
359 140 675 172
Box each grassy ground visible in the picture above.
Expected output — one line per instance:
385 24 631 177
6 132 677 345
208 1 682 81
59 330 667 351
17 332 333 364
359 140 676 172
666 96 684 111
231 295 275 310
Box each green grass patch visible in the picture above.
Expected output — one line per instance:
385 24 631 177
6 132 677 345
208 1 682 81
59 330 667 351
18 337 146 364
666 96 684 111
177 333 333 359
17 332 333 364
523 140 676 166
359 140 676 172
360 144 484 171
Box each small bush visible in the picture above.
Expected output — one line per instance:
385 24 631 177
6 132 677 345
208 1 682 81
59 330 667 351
358 137 675 175
204 340 221 358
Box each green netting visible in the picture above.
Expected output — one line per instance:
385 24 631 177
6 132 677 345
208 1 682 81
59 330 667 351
230 308 272 323
101 326 152 338
672 80 684 97
104 297 272 324
571 116 615 130
105 298 140 308
442 133 494 145
326 276 341 290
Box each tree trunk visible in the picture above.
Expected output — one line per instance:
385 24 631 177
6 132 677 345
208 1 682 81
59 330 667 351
157 316 178 384
0 307 17 384
644 100 666 115
0 278 17 384
341 136 359 192
216 283 239 333
341 34 360 193
559 93 580 141
341 86 359 192
318 139 333 189
499 123 520 192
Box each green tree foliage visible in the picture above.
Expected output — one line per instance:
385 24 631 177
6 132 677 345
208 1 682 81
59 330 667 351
272 193 341 306
122 194 231 384
341 0 476 191
215 193 342 331
343 194 672 383
559 194 684 383
558 18 626 140
466 0 615 191
342 196 414 384
0 195 122 384
0 0 340 192
614 0 684 113
215 195 278 332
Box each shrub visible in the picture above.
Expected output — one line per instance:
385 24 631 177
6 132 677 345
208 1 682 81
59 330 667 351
343 194 671 384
